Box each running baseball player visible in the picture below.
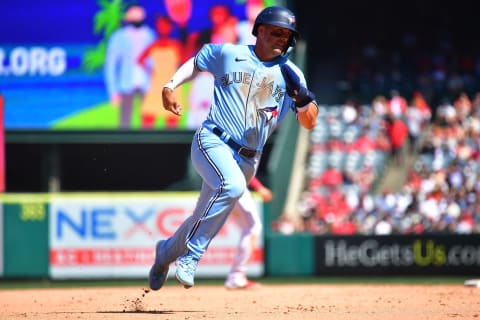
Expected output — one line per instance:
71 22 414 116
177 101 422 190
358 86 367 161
149 5 318 290
225 176 272 290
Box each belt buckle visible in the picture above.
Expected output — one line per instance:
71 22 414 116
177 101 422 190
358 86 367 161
238 147 256 158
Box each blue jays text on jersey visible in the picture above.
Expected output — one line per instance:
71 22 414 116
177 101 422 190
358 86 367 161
220 72 286 104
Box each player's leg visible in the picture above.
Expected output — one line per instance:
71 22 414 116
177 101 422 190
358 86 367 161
175 127 255 288
225 188 262 289
149 181 213 290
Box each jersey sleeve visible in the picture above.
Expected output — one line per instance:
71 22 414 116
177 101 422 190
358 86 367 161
283 60 311 114
194 43 223 73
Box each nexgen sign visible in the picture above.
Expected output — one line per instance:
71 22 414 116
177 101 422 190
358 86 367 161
48 194 264 279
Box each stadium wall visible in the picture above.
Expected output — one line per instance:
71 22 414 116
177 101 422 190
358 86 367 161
2 194 480 279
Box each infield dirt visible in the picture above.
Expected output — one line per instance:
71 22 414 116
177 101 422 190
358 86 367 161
1 283 479 319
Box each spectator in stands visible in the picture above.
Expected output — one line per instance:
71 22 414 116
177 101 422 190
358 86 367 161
456 212 474 234
318 164 343 192
375 188 397 213
387 89 408 119
372 95 389 118
406 92 430 152
471 92 480 115
341 99 360 125
444 194 462 221
385 113 409 166
297 191 326 234
369 95 390 138
318 190 353 231
453 91 472 119
326 136 345 152
375 129 392 152
435 98 456 125
410 91 432 121
344 164 375 194
330 214 357 235
374 213 393 235
455 138 474 165
270 214 296 235
446 161 465 190
354 128 378 154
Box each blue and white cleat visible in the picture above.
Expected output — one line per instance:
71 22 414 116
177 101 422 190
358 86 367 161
148 240 170 290
175 252 199 289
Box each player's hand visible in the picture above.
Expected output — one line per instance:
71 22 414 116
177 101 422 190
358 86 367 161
258 186 273 202
162 87 182 116
280 64 315 109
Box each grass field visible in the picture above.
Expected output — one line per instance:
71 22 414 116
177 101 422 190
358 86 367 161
0 275 471 289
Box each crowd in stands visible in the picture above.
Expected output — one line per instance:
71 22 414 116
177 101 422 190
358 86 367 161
271 89 480 236
267 27 480 235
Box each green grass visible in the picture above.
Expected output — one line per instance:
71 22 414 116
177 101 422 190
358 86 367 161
52 84 192 130
0 276 470 290
53 102 120 129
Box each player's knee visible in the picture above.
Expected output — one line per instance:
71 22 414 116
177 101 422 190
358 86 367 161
223 179 246 200
241 219 262 236
250 223 262 236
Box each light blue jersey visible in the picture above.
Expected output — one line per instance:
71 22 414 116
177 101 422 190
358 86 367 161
195 43 307 152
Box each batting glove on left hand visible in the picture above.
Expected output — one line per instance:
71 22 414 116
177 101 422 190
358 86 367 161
281 64 315 109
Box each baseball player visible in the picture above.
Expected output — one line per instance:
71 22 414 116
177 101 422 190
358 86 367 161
149 5 318 290
225 176 272 290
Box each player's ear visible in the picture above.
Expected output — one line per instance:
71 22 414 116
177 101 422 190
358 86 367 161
257 24 266 37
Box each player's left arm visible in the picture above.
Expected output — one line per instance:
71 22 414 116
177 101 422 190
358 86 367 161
281 63 318 130
296 101 318 130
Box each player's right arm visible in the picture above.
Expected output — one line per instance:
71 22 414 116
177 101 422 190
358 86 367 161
162 57 200 116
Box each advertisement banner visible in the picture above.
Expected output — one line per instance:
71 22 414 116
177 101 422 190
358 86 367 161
315 235 480 276
49 193 264 279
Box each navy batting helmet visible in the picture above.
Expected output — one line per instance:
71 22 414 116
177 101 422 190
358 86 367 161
252 6 298 46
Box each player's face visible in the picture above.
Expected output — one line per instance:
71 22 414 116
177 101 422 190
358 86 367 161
257 24 292 59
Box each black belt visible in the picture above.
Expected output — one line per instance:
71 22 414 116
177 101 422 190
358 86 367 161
212 127 257 158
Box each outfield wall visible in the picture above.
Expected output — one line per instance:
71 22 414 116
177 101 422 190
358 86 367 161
2 193 480 279
267 233 480 276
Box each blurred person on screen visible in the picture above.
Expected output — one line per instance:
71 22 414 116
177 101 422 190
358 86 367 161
236 0 264 45
164 0 192 53
138 16 183 129
104 5 155 129
185 4 239 129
